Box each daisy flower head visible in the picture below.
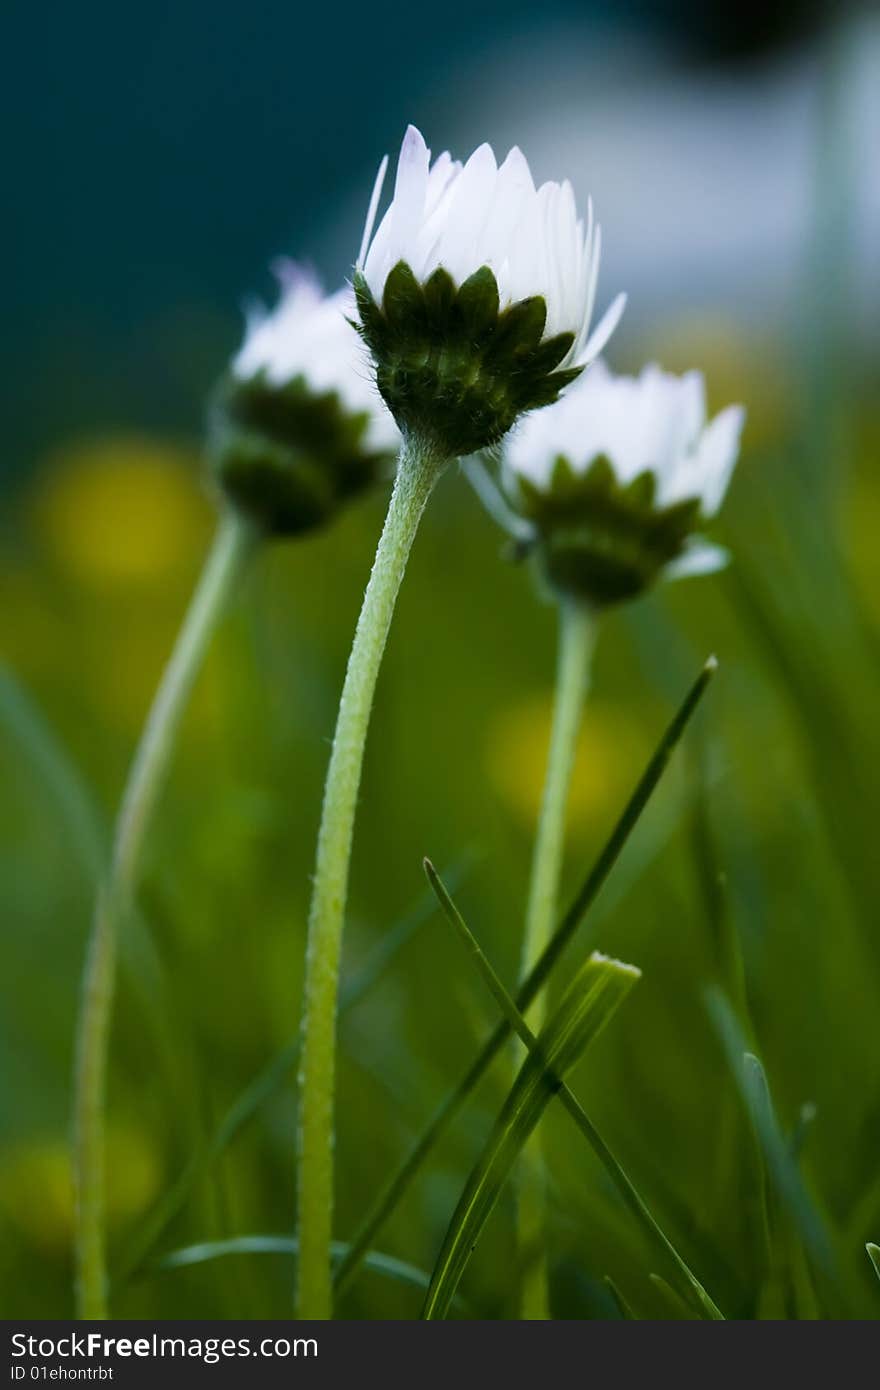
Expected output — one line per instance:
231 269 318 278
503 360 745 605
210 262 400 537
354 126 625 458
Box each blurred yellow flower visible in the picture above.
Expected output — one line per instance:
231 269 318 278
31 434 212 588
0 1126 162 1254
487 693 650 833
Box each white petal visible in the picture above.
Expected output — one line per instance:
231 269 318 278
664 540 730 581
389 125 430 267
504 355 743 541
233 264 400 452
355 127 623 377
437 143 498 282
695 404 746 515
582 292 627 363
357 154 388 269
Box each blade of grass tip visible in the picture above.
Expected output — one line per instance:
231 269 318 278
117 860 470 1284
789 1102 818 1162
741 1051 788 1318
867 1244 880 1284
424 858 724 1320
649 1272 694 1319
151 1235 442 1299
604 1275 636 1320
706 988 837 1286
743 1053 778 1272
422 952 639 1319
334 657 718 1297
745 1055 822 1320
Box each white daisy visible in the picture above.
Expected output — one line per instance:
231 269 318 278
211 262 400 536
234 260 400 454
358 125 624 372
500 360 745 598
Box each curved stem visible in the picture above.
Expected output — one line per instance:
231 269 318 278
296 439 445 1319
73 511 258 1320
517 598 594 1319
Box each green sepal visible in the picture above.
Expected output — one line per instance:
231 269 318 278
208 369 394 538
527 332 577 378
354 264 583 456
382 261 427 336
352 279 388 352
512 452 706 605
423 267 457 329
456 266 500 338
486 296 546 360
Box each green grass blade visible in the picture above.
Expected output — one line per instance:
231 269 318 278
706 989 837 1284
743 1052 778 1266
741 1051 790 1318
649 1272 693 1318
425 858 724 1320
335 657 717 1298
156 1235 302 1268
152 1235 439 1297
604 1275 635 1319
422 952 640 1318
117 865 466 1283
867 1243 880 1284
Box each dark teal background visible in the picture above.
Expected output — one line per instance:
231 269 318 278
4 0 833 470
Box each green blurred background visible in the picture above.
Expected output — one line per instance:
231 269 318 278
2 0 880 1319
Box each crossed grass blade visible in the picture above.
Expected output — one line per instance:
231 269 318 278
334 656 717 1300
422 950 640 1318
425 859 724 1319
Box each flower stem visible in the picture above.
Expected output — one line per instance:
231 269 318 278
517 597 594 1319
73 510 258 1320
295 438 445 1320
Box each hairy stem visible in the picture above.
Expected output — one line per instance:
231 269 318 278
296 439 445 1319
